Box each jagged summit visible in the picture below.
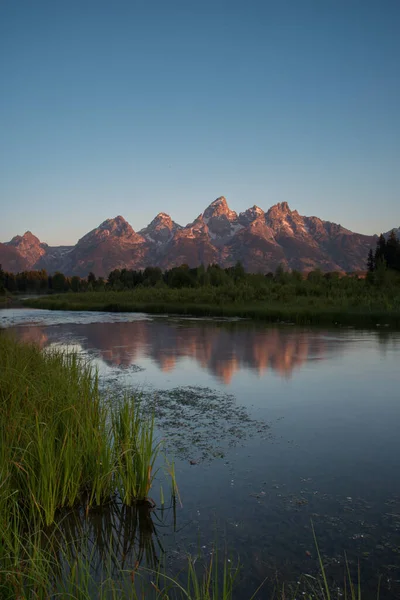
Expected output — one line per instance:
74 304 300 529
77 215 140 248
0 196 383 276
99 215 129 229
148 213 173 226
266 201 293 217
278 201 290 211
201 197 240 242
9 230 41 245
208 196 228 208
139 212 181 245
6 230 46 269
203 196 237 221
239 205 265 225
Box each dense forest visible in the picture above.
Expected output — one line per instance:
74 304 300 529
1 231 399 296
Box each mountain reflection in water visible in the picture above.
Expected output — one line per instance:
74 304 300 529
13 320 345 381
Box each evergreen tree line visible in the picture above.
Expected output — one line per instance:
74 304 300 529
367 230 400 273
0 263 250 294
0 261 368 297
0 266 106 295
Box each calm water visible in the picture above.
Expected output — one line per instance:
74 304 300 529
2 308 400 597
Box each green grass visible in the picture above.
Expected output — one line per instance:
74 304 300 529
0 334 159 522
24 283 400 328
0 524 240 599
0 334 166 597
113 398 159 504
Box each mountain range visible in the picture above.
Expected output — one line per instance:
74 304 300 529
0 197 396 277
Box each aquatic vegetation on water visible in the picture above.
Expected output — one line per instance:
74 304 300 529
136 386 270 461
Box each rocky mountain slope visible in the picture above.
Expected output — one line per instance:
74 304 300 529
6 231 48 269
1 197 393 277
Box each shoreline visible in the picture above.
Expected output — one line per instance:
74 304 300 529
22 292 400 329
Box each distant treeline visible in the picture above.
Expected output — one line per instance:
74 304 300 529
0 268 101 294
0 262 361 295
0 232 399 296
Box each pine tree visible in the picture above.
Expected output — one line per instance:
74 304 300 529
367 249 375 272
87 271 97 286
386 230 400 271
374 234 387 266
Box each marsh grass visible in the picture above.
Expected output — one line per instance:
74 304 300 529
0 487 239 599
147 549 240 600
24 283 400 328
0 523 240 599
0 334 159 525
113 399 159 504
0 334 169 597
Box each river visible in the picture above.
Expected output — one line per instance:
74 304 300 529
1 307 400 598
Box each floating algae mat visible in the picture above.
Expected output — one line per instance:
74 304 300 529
135 385 270 461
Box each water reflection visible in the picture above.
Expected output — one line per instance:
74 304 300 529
58 501 166 572
3 310 400 598
38 499 179 597
12 320 355 381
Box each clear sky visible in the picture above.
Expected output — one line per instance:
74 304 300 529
1 0 399 245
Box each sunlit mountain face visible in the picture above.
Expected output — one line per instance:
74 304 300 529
1 197 387 276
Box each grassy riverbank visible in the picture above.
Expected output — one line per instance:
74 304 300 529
0 336 243 598
24 283 400 327
0 334 163 597
0 335 158 522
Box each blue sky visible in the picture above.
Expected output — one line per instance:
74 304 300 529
0 0 399 245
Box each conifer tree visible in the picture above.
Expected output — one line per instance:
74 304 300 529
386 230 400 271
367 249 375 272
374 234 387 265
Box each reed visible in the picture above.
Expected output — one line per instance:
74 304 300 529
0 335 160 528
112 398 159 504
